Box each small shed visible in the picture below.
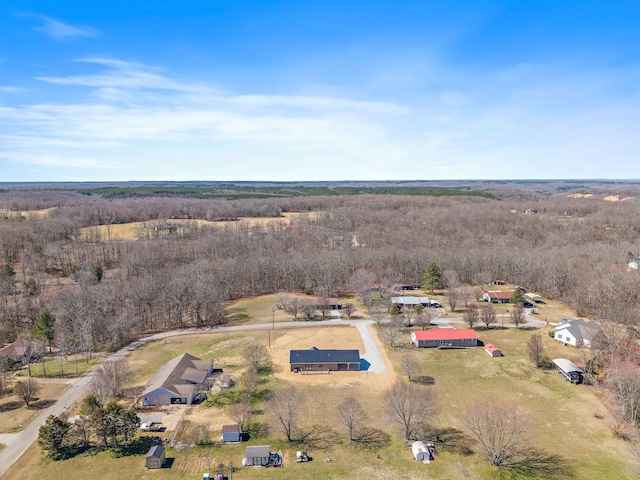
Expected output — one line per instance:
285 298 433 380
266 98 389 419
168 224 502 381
411 441 435 462
146 445 166 469
552 358 583 384
222 424 242 442
484 344 502 357
244 445 270 466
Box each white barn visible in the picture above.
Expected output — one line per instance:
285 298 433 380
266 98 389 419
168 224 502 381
142 353 213 406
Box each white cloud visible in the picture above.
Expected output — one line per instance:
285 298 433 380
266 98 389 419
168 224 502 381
32 15 99 41
2 57 640 181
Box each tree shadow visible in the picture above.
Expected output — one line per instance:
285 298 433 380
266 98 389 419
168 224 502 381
295 425 338 449
501 449 574 479
31 399 57 410
0 401 22 412
412 376 435 385
244 421 271 439
352 428 391 449
223 307 250 324
418 425 473 455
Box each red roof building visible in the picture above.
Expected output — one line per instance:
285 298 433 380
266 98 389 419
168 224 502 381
483 291 513 304
411 329 478 348
484 344 502 357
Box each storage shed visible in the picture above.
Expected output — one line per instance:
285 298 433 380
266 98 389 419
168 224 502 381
411 441 435 462
145 445 166 469
552 358 583 384
484 344 502 357
243 445 271 466
222 424 242 442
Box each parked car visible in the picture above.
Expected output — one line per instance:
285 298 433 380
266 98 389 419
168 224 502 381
140 422 163 432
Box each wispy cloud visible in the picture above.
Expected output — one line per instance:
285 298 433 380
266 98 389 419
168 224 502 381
2 57 640 181
31 14 99 41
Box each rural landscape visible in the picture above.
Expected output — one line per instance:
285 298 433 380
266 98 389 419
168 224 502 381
1 181 640 479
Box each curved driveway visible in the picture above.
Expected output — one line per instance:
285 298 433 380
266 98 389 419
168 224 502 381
0 317 386 477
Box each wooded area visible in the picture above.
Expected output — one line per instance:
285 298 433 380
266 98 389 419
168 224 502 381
1 183 640 355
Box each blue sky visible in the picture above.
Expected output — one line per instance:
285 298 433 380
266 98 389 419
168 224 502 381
1 1 640 181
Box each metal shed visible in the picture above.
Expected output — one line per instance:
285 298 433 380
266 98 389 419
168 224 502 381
552 358 583 384
243 445 270 466
411 441 435 462
145 445 166 469
484 344 502 357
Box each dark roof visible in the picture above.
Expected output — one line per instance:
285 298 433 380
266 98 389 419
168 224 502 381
146 445 165 458
0 339 33 359
142 353 212 399
289 347 360 364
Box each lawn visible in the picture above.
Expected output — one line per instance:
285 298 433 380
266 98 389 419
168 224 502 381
14 355 102 379
0 381 70 433
4 322 639 479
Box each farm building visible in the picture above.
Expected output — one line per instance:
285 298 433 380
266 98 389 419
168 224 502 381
243 446 271 466
141 353 213 406
411 329 479 348
482 291 513 303
484 344 502 357
553 319 603 348
290 346 360 372
552 358 584 384
222 424 242 443
391 296 431 308
411 441 435 462
145 445 166 469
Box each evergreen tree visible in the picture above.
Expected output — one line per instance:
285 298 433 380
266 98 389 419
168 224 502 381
510 287 526 305
32 310 56 353
38 415 70 459
422 262 444 293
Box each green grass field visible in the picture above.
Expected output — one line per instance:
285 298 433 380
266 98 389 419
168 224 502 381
3 322 638 479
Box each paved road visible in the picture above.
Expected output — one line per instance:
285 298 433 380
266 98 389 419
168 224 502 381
0 317 386 477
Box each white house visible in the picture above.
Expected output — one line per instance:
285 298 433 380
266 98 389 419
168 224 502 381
553 319 603 348
391 296 431 308
142 353 213 406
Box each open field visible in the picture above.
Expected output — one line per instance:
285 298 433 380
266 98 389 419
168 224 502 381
4 320 638 479
79 212 309 241
13 355 103 379
0 208 55 219
0 381 70 434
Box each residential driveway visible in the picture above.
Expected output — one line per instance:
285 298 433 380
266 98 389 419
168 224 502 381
353 321 388 374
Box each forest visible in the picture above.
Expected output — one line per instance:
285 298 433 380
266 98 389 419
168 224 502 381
1 181 640 353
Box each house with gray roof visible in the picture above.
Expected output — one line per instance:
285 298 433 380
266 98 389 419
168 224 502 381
142 353 213 406
290 346 360 372
553 319 603 349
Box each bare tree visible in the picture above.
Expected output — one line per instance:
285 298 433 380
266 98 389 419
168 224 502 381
270 385 305 442
526 332 546 367
337 396 368 442
343 303 355 319
463 402 529 468
369 304 385 326
227 401 251 432
299 299 317 321
379 316 405 349
400 354 418 381
414 307 432 330
15 377 39 407
283 296 300 320
239 370 259 400
480 304 496 329
88 358 130 403
510 303 526 328
242 344 269 373
605 362 640 425
384 382 437 441
463 303 480 329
